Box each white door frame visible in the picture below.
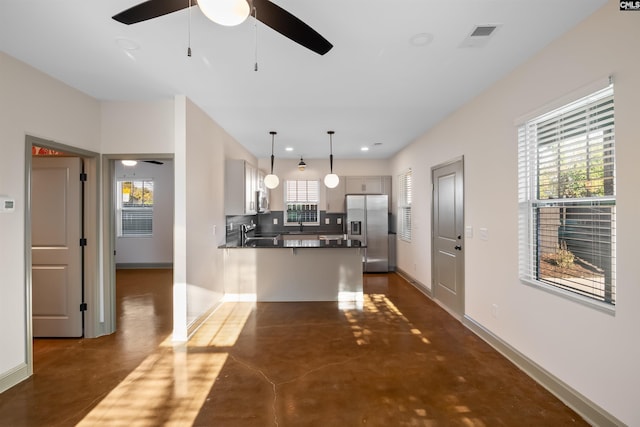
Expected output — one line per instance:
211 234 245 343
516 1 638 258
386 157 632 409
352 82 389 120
24 136 101 375
101 154 175 335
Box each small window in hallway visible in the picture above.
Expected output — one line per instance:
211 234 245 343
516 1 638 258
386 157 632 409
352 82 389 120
118 179 154 236
398 168 412 242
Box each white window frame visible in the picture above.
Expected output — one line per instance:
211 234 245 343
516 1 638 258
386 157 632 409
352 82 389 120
518 84 615 311
398 169 412 242
117 179 154 237
284 180 320 226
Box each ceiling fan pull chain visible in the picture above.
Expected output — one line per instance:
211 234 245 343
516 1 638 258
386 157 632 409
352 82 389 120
253 5 258 71
187 0 192 57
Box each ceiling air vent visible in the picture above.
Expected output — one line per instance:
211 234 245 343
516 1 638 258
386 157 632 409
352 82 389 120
460 24 501 48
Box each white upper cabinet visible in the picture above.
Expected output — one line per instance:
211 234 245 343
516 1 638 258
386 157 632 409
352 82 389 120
345 176 392 194
226 159 259 215
345 176 392 212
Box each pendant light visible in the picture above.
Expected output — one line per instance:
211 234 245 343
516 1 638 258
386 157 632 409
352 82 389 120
298 157 307 171
324 131 340 188
264 131 279 189
198 0 250 27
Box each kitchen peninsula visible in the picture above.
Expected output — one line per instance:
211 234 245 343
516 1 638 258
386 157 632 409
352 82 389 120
220 236 364 302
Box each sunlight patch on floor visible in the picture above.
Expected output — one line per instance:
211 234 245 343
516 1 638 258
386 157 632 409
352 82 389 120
344 294 434 347
77 302 255 426
189 302 254 348
76 350 227 426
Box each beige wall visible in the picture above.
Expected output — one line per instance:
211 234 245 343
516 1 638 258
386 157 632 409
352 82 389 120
0 51 101 387
101 100 175 154
391 2 639 424
184 97 228 327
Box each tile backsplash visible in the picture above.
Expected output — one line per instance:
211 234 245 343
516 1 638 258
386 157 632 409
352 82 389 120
226 211 346 244
257 211 345 235
225 215 257 246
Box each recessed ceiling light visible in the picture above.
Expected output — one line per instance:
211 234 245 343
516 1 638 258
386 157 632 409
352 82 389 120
410 33 434 47
285 147 294 152
361 147 369 151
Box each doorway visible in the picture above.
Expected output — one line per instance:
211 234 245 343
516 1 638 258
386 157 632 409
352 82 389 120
431 157 465 318
111 158 174 269
25 136 100 373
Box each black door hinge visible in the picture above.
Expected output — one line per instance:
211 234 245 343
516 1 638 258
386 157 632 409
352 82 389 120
80 173 87 182
80 303 88 312
80 238 87 247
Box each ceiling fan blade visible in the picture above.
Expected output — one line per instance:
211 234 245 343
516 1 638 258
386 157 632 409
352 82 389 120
113 0 190 24
252 0 332 55
143 160 165 165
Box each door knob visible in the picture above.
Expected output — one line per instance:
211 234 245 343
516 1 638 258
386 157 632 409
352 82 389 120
454 245 462 251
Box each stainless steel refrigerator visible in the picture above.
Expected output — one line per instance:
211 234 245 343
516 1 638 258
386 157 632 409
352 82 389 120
346 194 389 272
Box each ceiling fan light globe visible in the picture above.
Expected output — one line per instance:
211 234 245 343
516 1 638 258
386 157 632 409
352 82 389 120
324 173 340 188
264 174 279 189
199 0 250 27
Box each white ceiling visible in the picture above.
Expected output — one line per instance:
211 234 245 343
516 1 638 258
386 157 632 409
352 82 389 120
0 0 607 159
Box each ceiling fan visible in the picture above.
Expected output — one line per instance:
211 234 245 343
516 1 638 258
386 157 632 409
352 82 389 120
112 0 333 55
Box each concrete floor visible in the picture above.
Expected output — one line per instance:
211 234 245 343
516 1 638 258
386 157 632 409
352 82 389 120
0 269 587 426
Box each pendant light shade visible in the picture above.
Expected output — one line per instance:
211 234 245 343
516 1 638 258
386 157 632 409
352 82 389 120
324 172 339 188
198 0 250 27
298 157 307 171
324 130 339 188
264 174 279 189
264 131 279 189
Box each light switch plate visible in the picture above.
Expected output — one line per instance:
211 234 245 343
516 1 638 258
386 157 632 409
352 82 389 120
337 218 342 225
273 218 278 225
465 225 473 238
479 227 489 241
325 218 330 224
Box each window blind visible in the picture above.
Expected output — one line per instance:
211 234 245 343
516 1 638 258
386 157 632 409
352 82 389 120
518 85 615 305
285 180 320 224
398 169 412 242
118 179 154 236
285 180 319 203
121 209 153 235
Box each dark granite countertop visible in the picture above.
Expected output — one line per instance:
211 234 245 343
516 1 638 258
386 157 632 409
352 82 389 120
220 238 364 249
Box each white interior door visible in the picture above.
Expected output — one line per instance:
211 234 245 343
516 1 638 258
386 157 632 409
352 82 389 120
32 156 83 337
432 158 464 317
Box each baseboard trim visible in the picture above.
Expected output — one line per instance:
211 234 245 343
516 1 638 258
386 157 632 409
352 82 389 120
0 363 29 394
115 263 173 269
395 268 432 298
187 300 224 339
463 315 624 427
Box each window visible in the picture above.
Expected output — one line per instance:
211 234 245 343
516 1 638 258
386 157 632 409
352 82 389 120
118 179 154 236
284 180 320 225
518 84 615 306
398 169 412 242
